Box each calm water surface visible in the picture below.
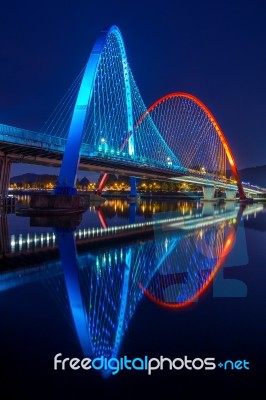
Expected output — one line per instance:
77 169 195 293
1 197 266 398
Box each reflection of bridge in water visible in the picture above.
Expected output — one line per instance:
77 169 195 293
0 201 263 257
0 202 264 376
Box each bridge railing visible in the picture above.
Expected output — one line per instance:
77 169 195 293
0 124 67 151
80 145 188 173
242 182 266 193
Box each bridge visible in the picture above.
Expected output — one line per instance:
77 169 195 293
0 25 265 202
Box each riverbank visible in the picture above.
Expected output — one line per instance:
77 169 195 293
9 189 204 200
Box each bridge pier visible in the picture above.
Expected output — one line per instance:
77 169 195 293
129 176 138 199
202 186 215 201
225 189 237 201
0 155 11 197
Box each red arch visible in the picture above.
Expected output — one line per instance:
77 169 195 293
142 92 246 200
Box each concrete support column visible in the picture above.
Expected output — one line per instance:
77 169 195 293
129 176 137 198
0 156 11 197
225 189 237 201
202 186 215 201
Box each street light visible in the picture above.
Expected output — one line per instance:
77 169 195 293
99 137 108 152
166 157 172 166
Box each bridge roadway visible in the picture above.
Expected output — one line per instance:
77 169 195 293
0 123 264 197
0 123 183 180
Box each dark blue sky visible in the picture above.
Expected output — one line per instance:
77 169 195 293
1 0 265 178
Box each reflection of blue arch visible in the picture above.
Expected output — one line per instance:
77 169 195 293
101 248 132 378
56 229 133 377
111 248 132 358
55 25 133 194
56 230 93 356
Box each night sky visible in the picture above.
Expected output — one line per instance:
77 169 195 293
1 0 266 178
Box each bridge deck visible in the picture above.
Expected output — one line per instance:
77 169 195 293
0 123 265 195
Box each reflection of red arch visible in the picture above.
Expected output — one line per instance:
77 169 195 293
96 206 108 229
195 223 236 259
139 227 236 309
140 92 246 200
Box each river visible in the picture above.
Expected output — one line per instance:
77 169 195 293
1 197 266 397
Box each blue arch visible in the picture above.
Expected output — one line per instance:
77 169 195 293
55 25 133 194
